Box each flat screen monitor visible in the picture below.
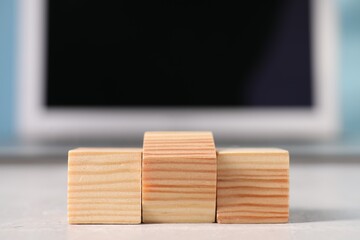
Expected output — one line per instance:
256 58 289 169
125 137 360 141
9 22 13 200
17 0 339 141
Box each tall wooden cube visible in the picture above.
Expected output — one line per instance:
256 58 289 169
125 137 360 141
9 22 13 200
142 132 217 223
68 148 142 224
217 148 289 223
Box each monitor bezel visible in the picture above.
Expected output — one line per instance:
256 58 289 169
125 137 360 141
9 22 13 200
16 0 340 141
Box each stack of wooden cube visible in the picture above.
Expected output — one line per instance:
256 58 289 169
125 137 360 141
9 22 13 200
68 132 289 224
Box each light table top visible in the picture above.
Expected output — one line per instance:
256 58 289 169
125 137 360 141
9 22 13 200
1 158 360 240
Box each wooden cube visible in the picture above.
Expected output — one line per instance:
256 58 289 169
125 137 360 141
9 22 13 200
68 148 142 224
142 132 217 223
216 148 289 223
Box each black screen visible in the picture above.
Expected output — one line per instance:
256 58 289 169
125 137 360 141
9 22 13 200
46 0 313 107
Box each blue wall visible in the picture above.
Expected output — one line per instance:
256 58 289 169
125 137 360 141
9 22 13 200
339 0 360 137
0 0 16 140
1 0 360 140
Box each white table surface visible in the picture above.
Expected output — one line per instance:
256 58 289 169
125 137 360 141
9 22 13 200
1 158 360 240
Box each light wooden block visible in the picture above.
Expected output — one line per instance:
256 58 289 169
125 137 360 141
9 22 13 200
68 148 142 224
142 132 217 223
216 148 289 223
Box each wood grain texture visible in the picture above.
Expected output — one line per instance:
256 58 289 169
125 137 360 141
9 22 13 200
68 148 142 224
142 132 217 223
216 148 289 223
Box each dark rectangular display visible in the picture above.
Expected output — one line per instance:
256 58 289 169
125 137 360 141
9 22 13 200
46 0 313 107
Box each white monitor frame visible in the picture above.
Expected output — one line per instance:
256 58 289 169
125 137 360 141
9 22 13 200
16 0 340 142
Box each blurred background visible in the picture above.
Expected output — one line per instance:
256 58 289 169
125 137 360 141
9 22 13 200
0 0 360 152
2 1 360 238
